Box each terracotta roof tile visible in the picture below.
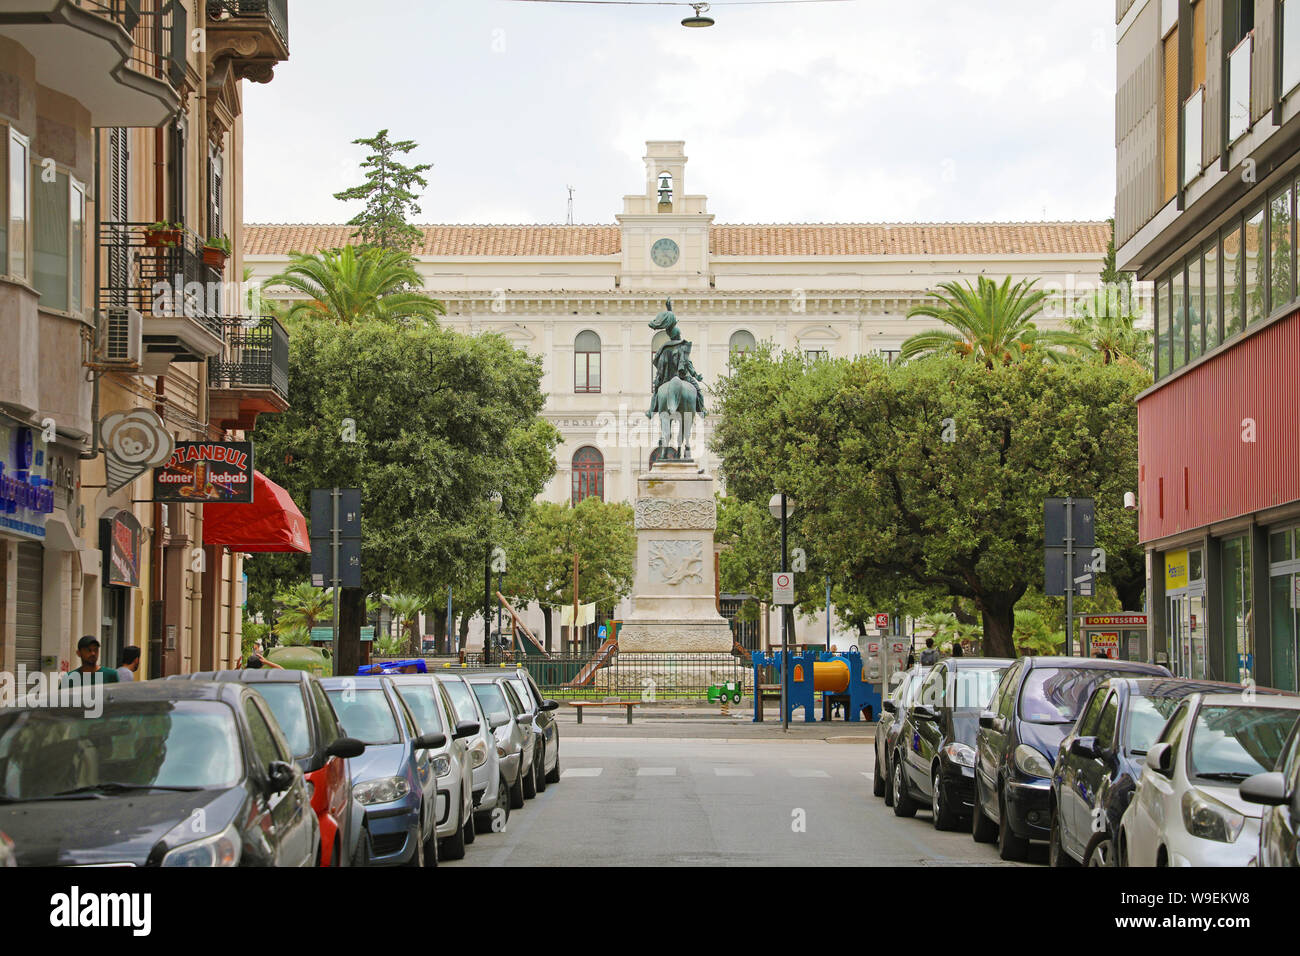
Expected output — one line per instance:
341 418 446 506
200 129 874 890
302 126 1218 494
242 222 1110 258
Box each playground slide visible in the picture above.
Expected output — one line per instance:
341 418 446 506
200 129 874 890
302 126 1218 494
563 637 617 688
497 592 551 659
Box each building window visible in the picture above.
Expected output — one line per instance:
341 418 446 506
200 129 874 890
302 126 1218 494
32 167 85 314
1171 261 1186 371
574 330 601 393
1187 253 1203 362
208 143 224 240
803 348 829 364
571 446 603 504
1156 276 1171 378
1223 222 1244 337
1244 205 1265 325
7 128 28 279
728 329 756 358
1220 535 1252 683
1203 240 1220 350
1270 185 1294 316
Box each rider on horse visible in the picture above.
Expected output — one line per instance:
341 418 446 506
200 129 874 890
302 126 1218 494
646 300 706 418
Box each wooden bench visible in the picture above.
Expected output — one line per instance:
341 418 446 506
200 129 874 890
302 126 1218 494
568 701 638 724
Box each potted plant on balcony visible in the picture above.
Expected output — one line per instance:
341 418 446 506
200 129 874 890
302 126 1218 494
144 220 183 248
203 235 232 271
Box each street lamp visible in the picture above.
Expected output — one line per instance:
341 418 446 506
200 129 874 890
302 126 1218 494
768 492 795 732
484 492 502 664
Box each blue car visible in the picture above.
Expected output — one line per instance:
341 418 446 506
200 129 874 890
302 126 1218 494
319 676 444 867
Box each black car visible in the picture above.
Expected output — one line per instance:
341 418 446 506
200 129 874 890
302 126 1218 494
891 658 1011 829
1050 677 1231 867
873 666 928 804
973 656 1169 861
0 681 319 866
1241 712 1300 867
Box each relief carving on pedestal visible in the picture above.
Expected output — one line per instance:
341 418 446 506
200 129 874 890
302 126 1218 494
635 497 716 530
647 540 705 586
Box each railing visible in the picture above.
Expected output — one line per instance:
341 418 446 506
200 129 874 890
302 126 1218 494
99 221 223 340
1227 33 1252 145
208 316 289 401
206 0 288 46
75 0 187 87
520 651 750 700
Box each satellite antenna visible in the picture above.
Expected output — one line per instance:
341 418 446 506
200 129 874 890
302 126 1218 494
567 185 575 225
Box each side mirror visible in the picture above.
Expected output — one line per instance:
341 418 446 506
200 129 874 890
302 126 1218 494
1239 771 1289 807
1069 736 1099 759
454 720 481 739
882 700 897 715
414 732 447 750
490 716 510 731
542 699 560 712
326 736 365 760
267 760 295 794
912 705 939 722
978 710 996 730
1146 742 1174 776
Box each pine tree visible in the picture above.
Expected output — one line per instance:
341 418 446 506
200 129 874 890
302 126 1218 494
333 130 432 253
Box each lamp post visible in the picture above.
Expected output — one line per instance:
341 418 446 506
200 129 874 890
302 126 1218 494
769 492 795 733
484 492 502 664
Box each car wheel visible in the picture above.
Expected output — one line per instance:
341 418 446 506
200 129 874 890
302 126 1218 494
534 744 548 793
882 753 895 807
440 786 468 861
1084 832 1115 867
891 754 918 818
475 774 511 834
932 768 959 831
872 748 886 798
997 785 1030 862
509 763 526 809
523 751 538 799
463 804 476 845
350 826 370 867
404 814 426 868
1048 809 1077 867
546 744 561 784
971 779 997 844
422 813 439 868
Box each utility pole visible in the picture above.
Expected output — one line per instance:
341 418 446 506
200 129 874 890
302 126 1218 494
572 551 580 655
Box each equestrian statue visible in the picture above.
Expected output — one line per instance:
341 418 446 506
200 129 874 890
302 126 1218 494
645 299 706 460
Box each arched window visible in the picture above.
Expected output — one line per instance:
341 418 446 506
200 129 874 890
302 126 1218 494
574 330 601 393
571 446 604 504
729 329 756 361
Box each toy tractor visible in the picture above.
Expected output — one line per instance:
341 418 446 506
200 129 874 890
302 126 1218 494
707 681 743 705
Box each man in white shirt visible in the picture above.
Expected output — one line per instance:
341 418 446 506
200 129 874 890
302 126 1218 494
117 645 141 681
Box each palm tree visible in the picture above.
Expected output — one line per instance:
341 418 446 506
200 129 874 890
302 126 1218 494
1069 285 1152 369
266 245 446 325
386 593 428 656
901 276 1089 365
273 582 334 643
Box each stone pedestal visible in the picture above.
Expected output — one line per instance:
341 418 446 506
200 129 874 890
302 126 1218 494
616 460 734 652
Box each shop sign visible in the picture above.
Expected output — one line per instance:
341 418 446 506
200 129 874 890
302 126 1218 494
0 421 54 540
1164 549 1189 591
1091 631 1120 659
1082 614 1148 627
154 442 254 503
101 510 142 588
100 409 174 494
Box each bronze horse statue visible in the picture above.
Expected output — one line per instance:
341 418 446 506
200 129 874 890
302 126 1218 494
646 301 704 460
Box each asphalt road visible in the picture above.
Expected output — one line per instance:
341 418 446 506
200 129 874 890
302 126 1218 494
443 732 1043 866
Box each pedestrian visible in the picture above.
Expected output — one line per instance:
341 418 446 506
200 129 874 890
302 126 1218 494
919 638 939 666
905 652 916 670
237 642 283 670
116 645 141 681
951 642 964 658
61 636 120 688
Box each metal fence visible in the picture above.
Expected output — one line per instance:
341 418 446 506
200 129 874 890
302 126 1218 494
521 651 750 701
208 315 289 400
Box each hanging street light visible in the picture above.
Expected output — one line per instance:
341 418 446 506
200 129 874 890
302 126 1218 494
682 2 714 27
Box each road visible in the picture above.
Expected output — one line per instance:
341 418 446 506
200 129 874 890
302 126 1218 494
444 729 1042 866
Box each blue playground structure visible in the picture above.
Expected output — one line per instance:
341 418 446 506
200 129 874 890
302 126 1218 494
750 647 881 723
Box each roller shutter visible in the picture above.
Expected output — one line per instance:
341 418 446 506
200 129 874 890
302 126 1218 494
15 541 42 673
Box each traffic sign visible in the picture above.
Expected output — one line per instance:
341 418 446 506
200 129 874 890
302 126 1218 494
1044 497 1095 548
874 612 890 629
772 572 794 605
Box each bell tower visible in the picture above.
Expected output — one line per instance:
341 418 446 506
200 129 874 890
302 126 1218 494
617 140 712 291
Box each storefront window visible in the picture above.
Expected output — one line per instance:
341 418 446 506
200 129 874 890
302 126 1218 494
1221 536 1252 683
1269 525 1300 692
1223 223 1244 337
1166 547 1207 679
1245 206 1266 325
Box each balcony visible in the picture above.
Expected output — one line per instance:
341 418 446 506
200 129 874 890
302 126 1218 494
205 0 288 83
100 221 225 374
208 315 290 431
0 1 186 127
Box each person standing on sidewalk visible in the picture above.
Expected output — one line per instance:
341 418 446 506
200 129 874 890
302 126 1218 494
61 636 120 688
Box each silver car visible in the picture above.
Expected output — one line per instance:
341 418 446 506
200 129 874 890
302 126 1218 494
465 675 534 810
435 673 510 833
389 675 478 860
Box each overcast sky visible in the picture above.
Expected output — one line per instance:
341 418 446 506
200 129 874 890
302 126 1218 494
242 0 1117 227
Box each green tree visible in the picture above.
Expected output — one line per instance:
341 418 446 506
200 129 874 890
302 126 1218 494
386 593 428 656
712 347 1148 658
1069 286 1152 369
272 582 334 643
902 276 1089 365
333 129 432 253
266 245 445 325
1013 609 1065 656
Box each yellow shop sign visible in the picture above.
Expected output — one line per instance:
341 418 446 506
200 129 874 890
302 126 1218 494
1165 549 1189 591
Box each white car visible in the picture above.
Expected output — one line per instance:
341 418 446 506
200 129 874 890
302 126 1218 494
1119 690 1300 867
435 673 510 833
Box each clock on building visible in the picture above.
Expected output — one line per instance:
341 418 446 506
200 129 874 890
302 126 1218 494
650 237 680 268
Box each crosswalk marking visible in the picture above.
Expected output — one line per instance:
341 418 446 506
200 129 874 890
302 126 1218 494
713 767 754 776
637 767 676 776
562 768 603 778
788 769 830 778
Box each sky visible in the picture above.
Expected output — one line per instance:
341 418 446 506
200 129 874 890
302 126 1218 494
241 0 1118 227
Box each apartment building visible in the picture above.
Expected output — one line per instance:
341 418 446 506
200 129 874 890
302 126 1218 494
0 1 292 681
1116 0 1300 688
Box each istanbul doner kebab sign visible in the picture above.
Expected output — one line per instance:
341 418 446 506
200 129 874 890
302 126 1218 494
153 442 254 504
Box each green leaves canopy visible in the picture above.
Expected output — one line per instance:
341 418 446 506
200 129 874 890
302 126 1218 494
267 245 445 325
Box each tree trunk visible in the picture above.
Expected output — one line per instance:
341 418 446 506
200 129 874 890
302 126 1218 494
337 588 365 677
979 601 1017 659
406 618 419 657
432 610 447 655
542 607 553 653
458 612 471 650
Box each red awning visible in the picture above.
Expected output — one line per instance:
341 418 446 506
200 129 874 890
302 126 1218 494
203 471 309 553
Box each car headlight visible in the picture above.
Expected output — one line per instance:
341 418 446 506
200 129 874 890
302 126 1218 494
1014 744 1052 779
353 776 411 806
1182 789 1245 844
161 823 242 868
432 755 452 777
496 745 508 758
468 739 488 768
944 743 976 768
304 780 315 801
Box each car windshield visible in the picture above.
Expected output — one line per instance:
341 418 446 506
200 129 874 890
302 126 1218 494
1020 668 1155 724
471 683 511 724
508 679 532 710
252 683 311 759
950 667 1007 711
325 688 399 745
1188 705 1299 781
439 680 479 725
394 684 444 736
1124 694 1185 754
0 701 243 799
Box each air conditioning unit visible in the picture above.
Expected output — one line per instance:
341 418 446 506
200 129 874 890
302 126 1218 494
99 308 142 367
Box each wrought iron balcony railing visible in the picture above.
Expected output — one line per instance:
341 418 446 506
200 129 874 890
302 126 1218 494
99 221 224 340
206 0 287 46
75 0 189 88
208 315 290 403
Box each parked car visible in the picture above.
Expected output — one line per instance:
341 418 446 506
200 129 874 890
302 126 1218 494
436 672 510 833
1119 690 1300 866
388 674 479 860
169 669 366 867
973 656 1169 861
891 658 1011 829
874 666 928 805
1049 677 1236 867
466 666 562 788
465 674 532 809
1239 715 1300 867
0 831 14 867
319 676 444 867
0 681 319 866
